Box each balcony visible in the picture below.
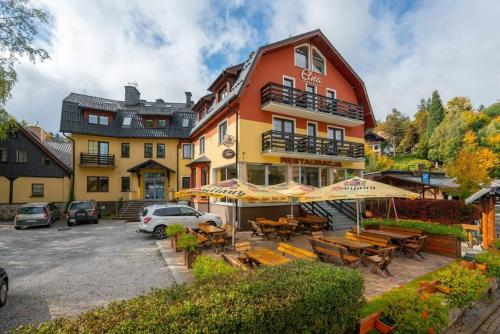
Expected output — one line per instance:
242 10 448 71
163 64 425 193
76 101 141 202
262 130 364 161
80 153 115 167
261 82 364 126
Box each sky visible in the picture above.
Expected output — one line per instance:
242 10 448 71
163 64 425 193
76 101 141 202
5 0 500 133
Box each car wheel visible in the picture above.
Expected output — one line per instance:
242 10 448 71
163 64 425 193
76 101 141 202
207 221 216 227
0 280 7 307
67 220 74 227
47 219 53 227
153 225 167 240
94 219 99 224
14 226 21 230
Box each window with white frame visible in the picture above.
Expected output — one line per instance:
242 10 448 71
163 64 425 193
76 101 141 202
88 114 98 124
247 164 286 186
122 117 132 127
199 136 205 155
182 143 192 159
295 45 309 69
182 118 190 127
99 116 109 125
312 48 325 74
326 89 336 100
328 127 344 142
218 121 227 144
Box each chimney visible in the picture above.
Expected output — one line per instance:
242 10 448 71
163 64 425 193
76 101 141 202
124 82 140 106
185 92 192 107
27 125 45 142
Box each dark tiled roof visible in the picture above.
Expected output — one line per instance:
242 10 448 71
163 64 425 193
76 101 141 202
186 155 211 166
43 141 72 169
127 159 176 173
60 93 195 138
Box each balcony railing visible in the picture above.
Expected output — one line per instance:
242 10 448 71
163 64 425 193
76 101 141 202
262 130 364 159
261 82 364 121
80 153 115 167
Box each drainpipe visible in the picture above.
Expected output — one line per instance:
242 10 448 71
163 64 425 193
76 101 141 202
228 100 240 232
63 132 75 204
176 142 179 202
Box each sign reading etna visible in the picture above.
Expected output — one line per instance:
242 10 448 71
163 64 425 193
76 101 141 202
280 157 342 167
301 69 322 86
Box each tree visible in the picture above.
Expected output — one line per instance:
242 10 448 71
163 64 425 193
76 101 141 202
378 108 410 157
415 98 430 157
447 132 499 197
364 145 394 173
398 123 419 153
445 96 473 114
425 90 445 141
481 102 500 119
0 0 49 137
428 110 467 163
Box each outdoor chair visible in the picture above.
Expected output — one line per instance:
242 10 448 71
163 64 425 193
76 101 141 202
309 238 360 268
276 223 294 241
235 241 252 266
403 235 427 261
255 217 266 222
210 232 226 254
221 223 233 244
311 231 324 239
365 247 395 278
249 220 274 240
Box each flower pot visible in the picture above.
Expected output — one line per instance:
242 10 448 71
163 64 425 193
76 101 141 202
359 311 381 334
171 234 182 252
375 317 395 334
184 249 201 268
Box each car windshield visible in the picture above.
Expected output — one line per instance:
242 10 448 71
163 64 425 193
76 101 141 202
18 207 44 214
69 202 93 210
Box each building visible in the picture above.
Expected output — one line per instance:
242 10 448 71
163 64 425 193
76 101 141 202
59 84 195 205
0 123 72 206
187 30 375 222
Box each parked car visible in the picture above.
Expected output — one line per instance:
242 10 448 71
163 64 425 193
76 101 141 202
0 268 8 308
66 200 100 226
137 204 222 239
14 202 60 229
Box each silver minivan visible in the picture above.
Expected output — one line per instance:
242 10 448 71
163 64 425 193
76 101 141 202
14 202 60 229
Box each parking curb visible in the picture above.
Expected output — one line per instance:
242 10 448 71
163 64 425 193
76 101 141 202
156 239 193 285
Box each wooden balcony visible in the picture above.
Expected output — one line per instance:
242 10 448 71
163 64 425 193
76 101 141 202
260 82 364 126
80 153 115 167
261 130 364 160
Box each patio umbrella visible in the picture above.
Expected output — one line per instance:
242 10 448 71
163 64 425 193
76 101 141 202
175 179 289 245
300 177 419 234
266 181 317 217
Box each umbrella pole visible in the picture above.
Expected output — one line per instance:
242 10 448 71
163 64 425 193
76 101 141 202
356 199 360 234
392 198 399 221
232 200 236 247
290 199 293 217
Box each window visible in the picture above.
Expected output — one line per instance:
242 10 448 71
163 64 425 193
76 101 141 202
247 164 266 185
157 144 165 158
121 177 130 192
312 48 325 74
218 121 227 144
182 118 190 127
153 207 180 217
218 87 228 101
144 119 153 128
307 123 317 137
199 136 205 155
87 176 109 192
144 143 153 158
88 141 109 155
201 167 208 186
123 117 132 126
295 45 309 68
267 165 286 185
283 77 295 104
306 85 316 110
42 157 51 165
179 207 197 216
0 148 8 163
88 114 98 124
31 184 44 197
16 149 28 163
328 127 344 142
182 143 192 159
326 89 336 100
159 119 167 128
218 165 237 181
99 116 109 125
121 143 130 158
272 117 294 134
181 176 191 189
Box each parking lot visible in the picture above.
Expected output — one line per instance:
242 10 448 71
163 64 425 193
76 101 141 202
0 219 175 332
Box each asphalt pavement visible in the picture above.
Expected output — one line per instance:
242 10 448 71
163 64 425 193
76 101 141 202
0 219 175 332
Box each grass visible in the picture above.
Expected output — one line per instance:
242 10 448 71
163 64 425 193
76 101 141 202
364 219 466 240
389 154 435 171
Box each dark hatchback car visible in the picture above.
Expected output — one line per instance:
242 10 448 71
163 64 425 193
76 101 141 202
0 268 7 308
66 200 100 226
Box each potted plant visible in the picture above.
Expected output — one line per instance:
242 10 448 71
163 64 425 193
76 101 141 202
375 315 395 334
166 224 186 252
177 233 200 268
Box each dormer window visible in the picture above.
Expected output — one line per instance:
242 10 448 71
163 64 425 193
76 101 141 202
295 45 309 69
159 119 167 128
99 116 109 125
182 118 190 127
88 114 109 125
89 115 98 124
312 48 325 74
218 87 228 101
123 117 132 127
145 119 153 128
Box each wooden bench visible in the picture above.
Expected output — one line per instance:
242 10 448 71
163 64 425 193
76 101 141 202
277 242 317 260
345 231 394 249
311 231 324 239
220 252 249 271
365 247 396 278
309 238 360 267
235 241 252 266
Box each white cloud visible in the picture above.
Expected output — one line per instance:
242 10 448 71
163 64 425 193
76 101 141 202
5 0 500 132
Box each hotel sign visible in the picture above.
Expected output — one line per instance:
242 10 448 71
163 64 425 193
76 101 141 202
301 69 322 86
280 157 342 167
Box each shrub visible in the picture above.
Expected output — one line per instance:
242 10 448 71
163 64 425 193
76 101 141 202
364 219 466 240
494 239 500 249
433 264 489 307
475 249 500 278
382 290 449 334
176 233 198 253
193 255 237 281
17 261 365 334
365 199 480 224
166 224 185 238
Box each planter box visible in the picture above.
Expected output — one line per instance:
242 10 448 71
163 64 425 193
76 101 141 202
359 311 381 334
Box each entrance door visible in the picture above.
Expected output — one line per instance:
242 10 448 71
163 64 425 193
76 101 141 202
144 172 165 200
301 167 319 187
273 118 295 152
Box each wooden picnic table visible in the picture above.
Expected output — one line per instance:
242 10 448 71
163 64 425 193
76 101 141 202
320 236 373 266
258 219 288 227
245 248 290 266
362 229 417 255
198 225 225 235
296 216 327 224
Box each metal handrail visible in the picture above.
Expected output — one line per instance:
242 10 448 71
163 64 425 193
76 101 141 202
261 82 364 121
301 202 334 230
80 153 115 166
326 200 357 222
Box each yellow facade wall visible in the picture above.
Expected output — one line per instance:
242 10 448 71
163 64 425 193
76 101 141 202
3 176 71 204
73 134 190 201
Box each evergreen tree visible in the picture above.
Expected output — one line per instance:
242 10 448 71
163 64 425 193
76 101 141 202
415 98 430 157
425 90 445 141
379 108 410 157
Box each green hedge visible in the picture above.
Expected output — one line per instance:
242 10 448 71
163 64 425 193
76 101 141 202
364 219 466 240
475 249 500 278
193 255 237 281
18 261 364 334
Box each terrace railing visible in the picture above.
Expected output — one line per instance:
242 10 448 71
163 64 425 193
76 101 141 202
80 153 115 167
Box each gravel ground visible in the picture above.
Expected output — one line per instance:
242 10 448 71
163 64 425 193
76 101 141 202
0 219 175 333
